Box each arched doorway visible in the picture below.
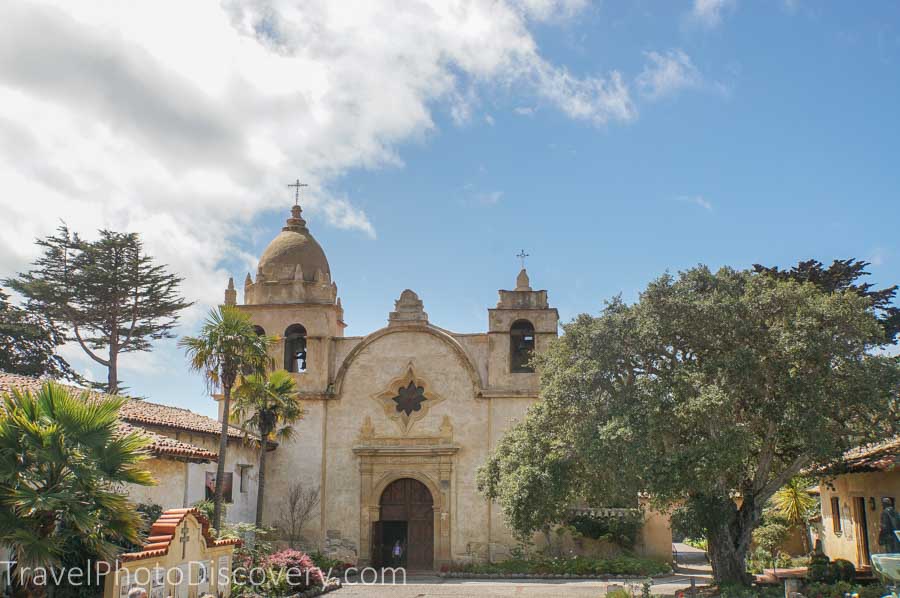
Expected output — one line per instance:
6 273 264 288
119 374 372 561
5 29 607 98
373 478 434 570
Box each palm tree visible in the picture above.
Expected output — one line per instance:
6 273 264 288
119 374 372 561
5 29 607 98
0 382 154 596
771 476 818 553
232 369 304 527
179 306 272 530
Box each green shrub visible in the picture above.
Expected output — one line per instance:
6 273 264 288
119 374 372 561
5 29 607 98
718 584 783 598
136 502 163 527
450 554 669 576
802 580 855 598
192 498 224 524
857 583 890 598
806 553 835 583
830 558 855 582
309 550 351 575
606 589 631 598
567 512 643 549
683 537 708 551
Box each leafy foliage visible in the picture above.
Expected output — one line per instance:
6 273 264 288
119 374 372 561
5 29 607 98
179 305 273 529
5 225 191 393
218 521 274 568
449 554 670 576
191 498 220 524
136 502 164 527
567 512 643 549
0 288 77 380
0 382 153 585
769 476 817 552
480 265 900 585
308 551 352 575
232 370 304 447
751 520 789 572
753 258 900 341
232 369 304 527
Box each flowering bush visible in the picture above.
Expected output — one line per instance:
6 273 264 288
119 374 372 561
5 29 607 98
264 549 324 588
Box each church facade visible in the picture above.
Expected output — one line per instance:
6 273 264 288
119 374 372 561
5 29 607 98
222 203 558 568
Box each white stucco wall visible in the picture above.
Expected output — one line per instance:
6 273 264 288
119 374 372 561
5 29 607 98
136 426 263 525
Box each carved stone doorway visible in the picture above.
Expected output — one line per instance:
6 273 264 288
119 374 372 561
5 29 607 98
374 478 434 570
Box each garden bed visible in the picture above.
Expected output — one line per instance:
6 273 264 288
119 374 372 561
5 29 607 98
441 555 673 579
439 571 672 580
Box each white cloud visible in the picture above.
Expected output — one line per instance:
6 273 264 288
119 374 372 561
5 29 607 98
675 195 713 210
514 106 537 116
689 0 735 29
511 0 589 22
476 191 504 205
0 0 638 322
636 50 703 100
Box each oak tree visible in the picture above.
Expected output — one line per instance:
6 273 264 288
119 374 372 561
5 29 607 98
479 266 900 585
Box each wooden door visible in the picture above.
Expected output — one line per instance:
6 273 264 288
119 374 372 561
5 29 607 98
371 521 384 568
853 497 871 566
379 478 434 570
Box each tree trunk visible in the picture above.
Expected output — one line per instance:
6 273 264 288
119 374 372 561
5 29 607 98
706 499 762 586
255 428 269 528
801 525 811 554
213 383 231 531
708 529 752 586
108 349 118 395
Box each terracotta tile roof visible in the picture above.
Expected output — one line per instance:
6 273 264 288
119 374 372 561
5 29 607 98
118 397 248 441
117 422 217 462
0 372 243 461
119 508 241 563
836 435 900 473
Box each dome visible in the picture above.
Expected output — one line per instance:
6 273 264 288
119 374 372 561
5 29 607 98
257 205 330 282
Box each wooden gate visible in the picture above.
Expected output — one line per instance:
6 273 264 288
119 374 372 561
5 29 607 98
378 478 434 570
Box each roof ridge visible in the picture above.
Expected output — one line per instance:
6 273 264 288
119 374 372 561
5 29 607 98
119 508 241 564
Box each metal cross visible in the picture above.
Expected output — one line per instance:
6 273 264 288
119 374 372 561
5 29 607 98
180 524 190 559
516 249 530 269
287 179 308 206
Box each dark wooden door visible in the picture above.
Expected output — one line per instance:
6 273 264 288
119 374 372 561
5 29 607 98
370 521 384 568
379 478 434 570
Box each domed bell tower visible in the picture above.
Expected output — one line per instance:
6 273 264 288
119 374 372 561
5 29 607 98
224 202 345 395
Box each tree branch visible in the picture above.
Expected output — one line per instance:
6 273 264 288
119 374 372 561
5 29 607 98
751 421 777 493
759 454 811 500
72 325 110 367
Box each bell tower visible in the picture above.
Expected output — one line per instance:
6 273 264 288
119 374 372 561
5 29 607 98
225 201 345 395
487 266 558 391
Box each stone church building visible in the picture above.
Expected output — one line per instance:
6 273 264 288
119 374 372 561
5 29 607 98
222 202 556 569
222 203 670 569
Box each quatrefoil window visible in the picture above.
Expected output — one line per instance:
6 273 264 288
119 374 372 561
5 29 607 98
391 381 427 416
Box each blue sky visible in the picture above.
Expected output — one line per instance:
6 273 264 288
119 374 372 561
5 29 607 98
1 1 899 416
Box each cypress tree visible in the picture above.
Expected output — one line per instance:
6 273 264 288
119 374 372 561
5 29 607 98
6 225 191 393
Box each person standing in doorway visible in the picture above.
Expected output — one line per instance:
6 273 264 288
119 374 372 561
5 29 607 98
392 540 403 566
879 497 900 553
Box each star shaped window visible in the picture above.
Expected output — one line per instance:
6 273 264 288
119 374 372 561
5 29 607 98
391 381 427 416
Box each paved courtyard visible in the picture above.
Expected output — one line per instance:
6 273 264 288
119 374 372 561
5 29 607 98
337 542 713 597
336 571 711 597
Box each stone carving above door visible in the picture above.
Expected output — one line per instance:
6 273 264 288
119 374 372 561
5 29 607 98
371 361 445 435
